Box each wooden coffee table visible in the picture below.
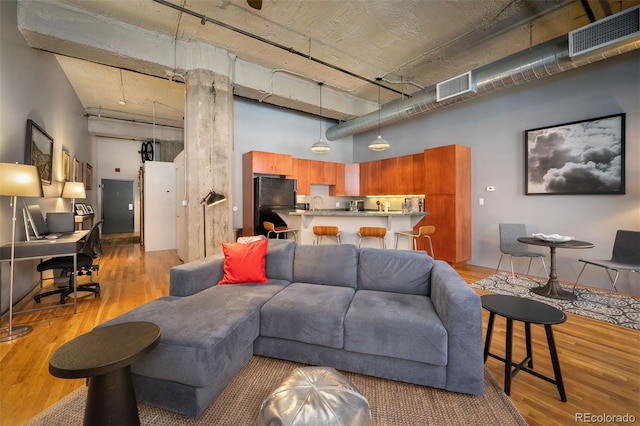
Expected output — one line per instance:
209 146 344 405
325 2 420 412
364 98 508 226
49 321 160 426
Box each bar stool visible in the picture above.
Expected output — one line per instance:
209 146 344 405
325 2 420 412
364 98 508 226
358 227 387 248
264 221 298 241
313 226 341 244
394 225 435 257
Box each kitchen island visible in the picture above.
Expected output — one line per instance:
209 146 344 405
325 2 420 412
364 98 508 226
277 210 426 248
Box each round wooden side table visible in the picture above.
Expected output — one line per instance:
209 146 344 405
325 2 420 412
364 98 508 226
49 321 160 426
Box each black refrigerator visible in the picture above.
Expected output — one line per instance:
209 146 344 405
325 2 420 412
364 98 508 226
254 176 297 237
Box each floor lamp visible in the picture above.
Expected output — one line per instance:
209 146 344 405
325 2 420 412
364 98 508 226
201 189 226 257
0 163 43 342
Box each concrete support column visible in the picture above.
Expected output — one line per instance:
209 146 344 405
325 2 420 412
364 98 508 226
183 69 233 262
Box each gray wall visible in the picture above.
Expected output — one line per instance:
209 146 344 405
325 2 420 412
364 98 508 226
0 0 95 313
354 51 640 294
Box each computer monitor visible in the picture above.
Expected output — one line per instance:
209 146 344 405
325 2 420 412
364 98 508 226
24 203 49 239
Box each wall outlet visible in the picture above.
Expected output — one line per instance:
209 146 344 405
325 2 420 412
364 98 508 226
479 198 485 205
336 202 340 207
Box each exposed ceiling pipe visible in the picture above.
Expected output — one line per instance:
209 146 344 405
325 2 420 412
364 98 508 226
326 34 640 141
151 0 406 96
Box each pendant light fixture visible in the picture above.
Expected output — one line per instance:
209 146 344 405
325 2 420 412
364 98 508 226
311 81 330 154
368 77 390 152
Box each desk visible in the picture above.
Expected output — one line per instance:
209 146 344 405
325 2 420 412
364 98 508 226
517 237 594 300
75 214 94 230
0 230 89 314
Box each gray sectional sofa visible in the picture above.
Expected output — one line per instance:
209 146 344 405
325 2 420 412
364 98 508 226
101 239 484 418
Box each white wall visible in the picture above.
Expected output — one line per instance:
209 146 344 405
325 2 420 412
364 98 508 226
354 51 640 294
0 0 95 314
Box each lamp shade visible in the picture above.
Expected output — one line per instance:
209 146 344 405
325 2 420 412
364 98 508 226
368 135 391 152
0 163 43 197
311 139 331 154
61 181 86 199
202 190 226 206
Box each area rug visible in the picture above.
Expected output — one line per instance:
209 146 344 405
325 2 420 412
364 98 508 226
26 356 526 426
471 273 640 330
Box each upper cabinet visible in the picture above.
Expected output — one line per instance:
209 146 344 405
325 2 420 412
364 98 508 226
292 158 311 195
248 151 293 175
360 155 418 195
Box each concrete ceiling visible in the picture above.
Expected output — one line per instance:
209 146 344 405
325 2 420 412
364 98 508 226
17 0 639 130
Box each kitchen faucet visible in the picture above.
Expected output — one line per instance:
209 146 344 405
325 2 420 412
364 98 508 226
312 196 323 211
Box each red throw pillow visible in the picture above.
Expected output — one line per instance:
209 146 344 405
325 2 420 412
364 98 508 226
219 238 269 284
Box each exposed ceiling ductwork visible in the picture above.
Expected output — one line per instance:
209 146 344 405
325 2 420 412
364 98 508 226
326 6 640 141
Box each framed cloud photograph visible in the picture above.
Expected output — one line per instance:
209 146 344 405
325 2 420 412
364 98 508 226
525 113 625 195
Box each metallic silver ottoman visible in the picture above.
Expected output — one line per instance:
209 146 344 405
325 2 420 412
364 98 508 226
258 366 372 426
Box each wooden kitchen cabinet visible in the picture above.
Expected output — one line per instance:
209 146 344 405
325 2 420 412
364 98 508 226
343 163 360 196
359 160 382 195
292 158 311 195
420 145 471 265
248 150 293 175
330 163 345 196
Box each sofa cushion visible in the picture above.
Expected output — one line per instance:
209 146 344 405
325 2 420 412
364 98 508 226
219 238 268 284
99 281 289 388
266 239 296 282
344 290 448 366
293 244 358 288
358 248 433 295
260 282 355 349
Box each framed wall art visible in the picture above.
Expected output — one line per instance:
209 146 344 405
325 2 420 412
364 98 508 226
25 119 54 185
525 113 625 195
61 149 70 181
84 162 93 190
74 158 82 183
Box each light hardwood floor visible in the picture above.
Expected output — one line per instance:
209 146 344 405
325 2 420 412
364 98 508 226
1 244 638 426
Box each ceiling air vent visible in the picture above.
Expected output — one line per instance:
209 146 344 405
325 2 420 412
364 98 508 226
569 5 640 57
436 72 474 102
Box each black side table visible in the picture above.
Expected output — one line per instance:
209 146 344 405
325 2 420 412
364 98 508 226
481 294 567 402
49 321 160 426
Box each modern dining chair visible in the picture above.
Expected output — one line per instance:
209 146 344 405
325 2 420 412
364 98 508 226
495 223 548 281
263 221 297 241
573 230 640 304
34 220 103 304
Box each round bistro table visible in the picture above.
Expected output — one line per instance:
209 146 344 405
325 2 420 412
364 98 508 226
517 237 594 300
482 294 567 402
49 321 160 426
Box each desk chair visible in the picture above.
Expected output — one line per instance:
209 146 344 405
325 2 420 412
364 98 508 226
573 230 640 304
34 220 103 304
263 221 298 241
495 223 548 281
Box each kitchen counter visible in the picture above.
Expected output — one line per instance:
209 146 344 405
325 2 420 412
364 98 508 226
276 210 427 247
287 209 425 217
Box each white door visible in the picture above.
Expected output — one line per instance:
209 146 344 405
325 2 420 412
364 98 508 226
143 161 176 251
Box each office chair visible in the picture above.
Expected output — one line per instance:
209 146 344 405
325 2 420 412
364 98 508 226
34 220 103 304
573 230 640 304
495 223 548 281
